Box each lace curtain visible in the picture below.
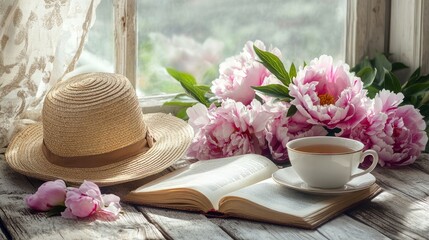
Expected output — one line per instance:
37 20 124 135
0 0 100 151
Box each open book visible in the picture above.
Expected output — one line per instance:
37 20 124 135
124 154 381 229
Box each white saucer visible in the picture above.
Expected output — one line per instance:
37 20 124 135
272 167 376 195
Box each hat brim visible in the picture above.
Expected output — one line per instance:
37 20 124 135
5 113 193 186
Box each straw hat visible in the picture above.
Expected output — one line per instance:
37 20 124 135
5 72 193 186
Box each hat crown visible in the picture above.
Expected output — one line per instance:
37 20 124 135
42 73 147 157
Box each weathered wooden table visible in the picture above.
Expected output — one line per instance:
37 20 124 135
0 153 428 240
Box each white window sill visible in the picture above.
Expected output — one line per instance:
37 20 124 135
138 93 181 114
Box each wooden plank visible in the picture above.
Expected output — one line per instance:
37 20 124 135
410 153 429 174
346 0 389 66
390 0 428 76
317 215 390 240
0 155 34 195
371 165 429 201
209 217 326 240
0 155 165 240
347 190 429 240
2 152 429 240
0 196 165 240
209 213 389 240
137 206 232 240
346 162 429 240
0 225 8 240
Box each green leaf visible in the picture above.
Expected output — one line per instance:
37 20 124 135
163 93 199 107
366 85 380 98
254 94 264 103
286 105 298 117
410 74 429 86
418 104 429 121
374 54 392 86
207 96 220 105
47 205 66 217
352 57 371 73
166 68 210 106
325 127 342 136
420 92 429 106
361 58 373 69
252 84 290 99
253 45 290 85
407 95 418 106
402 70 429 89
384 69 401 93
167 68 197 84
357 67 377 88
375 54 392 71
350 64 359 73
420 73 429 83
403 82 429 96
289 63 297 79
196 85 212 92
391 62 408 71
173 93 189 98
176 107 189 120
406 67 421 86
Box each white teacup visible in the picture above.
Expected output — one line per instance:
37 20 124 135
286 136 378 189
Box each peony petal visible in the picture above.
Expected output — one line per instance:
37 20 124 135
79 180 102 196
25 180 67 211
68 196 98 218
99 202 121 218
102 194 121 206
263 100 327 162
25 195 50 211
348 90 427 167
186 103 210 130
289 55 368 129
210 40 279 105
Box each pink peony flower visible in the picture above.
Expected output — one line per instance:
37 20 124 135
186 99 272 160
61 180 121 219
210 40 281 105
342 90 428 167
98 194 122 218
289 55 368 130
62 188 99 218
264 101 327 162
25 180 66 211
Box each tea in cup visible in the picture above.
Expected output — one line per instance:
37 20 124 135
286 136 378 189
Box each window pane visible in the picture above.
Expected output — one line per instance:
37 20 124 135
137 0 346 96
75 0 114 75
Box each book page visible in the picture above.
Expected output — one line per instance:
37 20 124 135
220 178 332 218
219 178 381 228
131 154 278 209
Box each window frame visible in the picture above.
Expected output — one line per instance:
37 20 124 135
345 0 390 66
389 0 429 76
112 0 428 112
114 0 137 88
